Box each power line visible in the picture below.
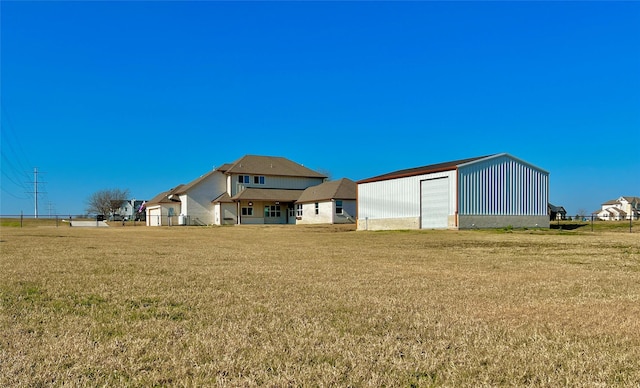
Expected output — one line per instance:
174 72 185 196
1 104 35 206
1 185 30 200
1 105 43 213
1 104 33 176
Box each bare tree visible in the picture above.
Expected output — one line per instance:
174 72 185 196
86 188 130 217
576 208 588 220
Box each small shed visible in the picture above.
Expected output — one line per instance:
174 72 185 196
357 153 549 230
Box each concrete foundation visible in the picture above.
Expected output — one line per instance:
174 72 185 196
357 217 420 231
458 215 549 229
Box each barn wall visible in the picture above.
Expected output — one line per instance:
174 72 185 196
458 155 549 217
357 170 456 230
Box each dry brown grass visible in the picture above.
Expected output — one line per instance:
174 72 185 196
1 223 639 386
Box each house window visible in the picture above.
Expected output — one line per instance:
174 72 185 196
296 203 303 217
315 202 319 215
253 176 265 185
265 205 281 217
335 200 343 215
241 207 253 216
238 175 249 184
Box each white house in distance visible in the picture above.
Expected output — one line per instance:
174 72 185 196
146 155 333 226
295 178 357 224
357 153 550 230
116 199 146 221
594 196 640 221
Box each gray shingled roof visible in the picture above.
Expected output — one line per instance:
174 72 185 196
215 163 234 172
224 155 326 178
296 178 356 203
211 192 233 203
146 185 184 206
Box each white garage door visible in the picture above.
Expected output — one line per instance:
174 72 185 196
421 177 450 229
149 208 162 226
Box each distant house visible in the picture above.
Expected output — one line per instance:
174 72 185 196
594 196 640 221
117 199 147 221
357 153 549 230
146 155 329 226
548 203 567 221
295 178 357 224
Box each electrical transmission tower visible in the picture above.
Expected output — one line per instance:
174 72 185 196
30 167 46 218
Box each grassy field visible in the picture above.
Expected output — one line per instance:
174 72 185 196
1 222 639 386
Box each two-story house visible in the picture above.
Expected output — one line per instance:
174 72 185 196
146 155 327 226
594 196 640 221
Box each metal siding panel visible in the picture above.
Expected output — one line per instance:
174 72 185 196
421 177 450 228
457 155 547 219
479 167 484 215
457 154 549 217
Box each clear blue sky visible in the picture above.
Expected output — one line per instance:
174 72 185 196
1 1 638 217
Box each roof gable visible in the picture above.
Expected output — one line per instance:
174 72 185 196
620 196 640 204
296 178 356 203
457 153 549 174
174 169 220 195
147 185 184 205
358 153 548 184
211 192 233 203
357 155 494 184
548 203 566 213
224 155 326 178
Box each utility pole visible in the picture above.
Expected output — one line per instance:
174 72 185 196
34 168 39 218
31 167 46 218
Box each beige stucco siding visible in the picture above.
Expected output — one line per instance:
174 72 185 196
179 172 226 225
228 175 325 196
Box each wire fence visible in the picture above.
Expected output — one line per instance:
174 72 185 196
0 214 147 227
1 214 636 232
549 214 636 233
